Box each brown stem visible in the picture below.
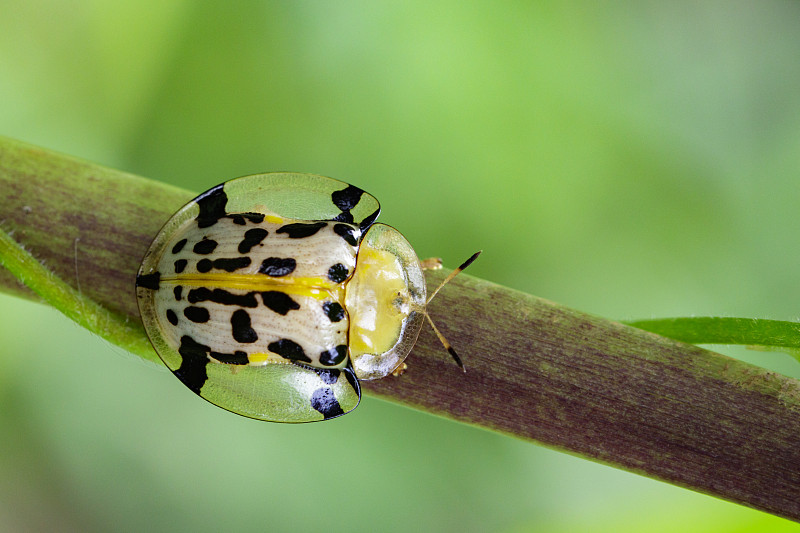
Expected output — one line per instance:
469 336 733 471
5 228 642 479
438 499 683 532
1 136 799 521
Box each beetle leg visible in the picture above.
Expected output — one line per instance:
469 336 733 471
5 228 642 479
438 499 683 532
391 362 408 377
420 257 443 270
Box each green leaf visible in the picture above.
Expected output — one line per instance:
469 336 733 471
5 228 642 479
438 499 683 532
626 317 800 363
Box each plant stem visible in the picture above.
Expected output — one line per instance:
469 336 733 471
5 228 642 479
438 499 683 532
0 225 156 362
1 136 799 521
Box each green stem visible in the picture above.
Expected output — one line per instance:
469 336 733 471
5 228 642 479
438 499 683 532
0 226 157 363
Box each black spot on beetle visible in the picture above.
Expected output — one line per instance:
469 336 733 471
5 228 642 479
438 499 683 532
261 291 300 315
333 224 358 246
174 259 188 274
193 237 218 255
135 272 160 290
333 211 354 224
276 222 327 239
331 185 364 212
184 306 210 323
195 185 228 228
308 366 340 385
166 309 178 326
173 285 183 301
175 336 252 393
188 287 258 307
268 339 311 363
258 257 296 277
331 184 369 226
171 239 187 254
327 263 349 283
231 309 258 343
293 363 360 414
242 213 265 224
322 301 345 322
238 227 269 254
176 335 211 394
319 345 348 366
215 257 252 272
310 387 345 420
209 350 249 365
197 257 252 273
228 212 265 225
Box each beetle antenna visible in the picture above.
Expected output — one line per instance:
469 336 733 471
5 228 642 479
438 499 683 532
426 250 481 305
424 250 482 372
423 311 465 371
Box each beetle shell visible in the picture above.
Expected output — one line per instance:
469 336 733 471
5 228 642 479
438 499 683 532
136 173 427 422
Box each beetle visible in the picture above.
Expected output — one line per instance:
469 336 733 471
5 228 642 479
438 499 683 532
136 173 478 422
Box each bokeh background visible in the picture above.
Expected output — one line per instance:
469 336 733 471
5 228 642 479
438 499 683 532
1 2 799 532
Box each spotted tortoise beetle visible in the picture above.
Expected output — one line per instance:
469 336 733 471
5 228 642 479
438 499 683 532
136 173 479 423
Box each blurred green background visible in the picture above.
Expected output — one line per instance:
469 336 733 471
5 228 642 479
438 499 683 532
1 1 799 532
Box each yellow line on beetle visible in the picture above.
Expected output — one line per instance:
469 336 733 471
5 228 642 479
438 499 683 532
159 274 342 300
